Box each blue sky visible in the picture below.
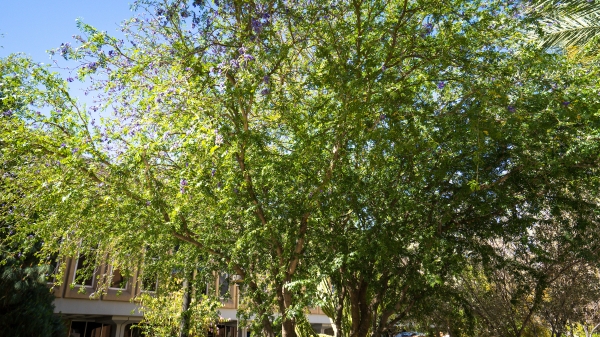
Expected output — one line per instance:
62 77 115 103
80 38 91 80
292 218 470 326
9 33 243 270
0 0 134 62
1 1 137 106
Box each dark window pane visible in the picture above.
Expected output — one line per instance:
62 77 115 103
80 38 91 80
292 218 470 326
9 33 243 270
46 252 59 283
125 323 144 337
110 268 127 289
219 274 229 297
74 255 94 286
69 321 86 337
69 322 111 337
87 323 109 337
141 271 158 292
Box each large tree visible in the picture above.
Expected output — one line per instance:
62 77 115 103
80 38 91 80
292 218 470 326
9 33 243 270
2 1 600 337
0 56 66 337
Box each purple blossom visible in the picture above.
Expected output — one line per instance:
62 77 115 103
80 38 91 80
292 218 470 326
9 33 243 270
260 88 270 96
562 101 570 106
59 42 71 59
507 105 516 113
423 23 433 34
146 200 151 206
243 54 255 62
437 81 445 89
180 179 188 186
263 75 270 84
108 50 116 57
230 59 239 69
67 77 74 82
72 148 79 154
60 143 66 148
2 110 13 117
211 168 216 177
379 114 386 120
72 35 86 43
251 19 263 34
215 131 224 145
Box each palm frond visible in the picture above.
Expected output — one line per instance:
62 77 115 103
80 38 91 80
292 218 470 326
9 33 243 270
528 1 600 49
531 0 600 18
538 13 600 48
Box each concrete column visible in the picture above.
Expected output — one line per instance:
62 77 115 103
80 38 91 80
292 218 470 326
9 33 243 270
112 323 127 337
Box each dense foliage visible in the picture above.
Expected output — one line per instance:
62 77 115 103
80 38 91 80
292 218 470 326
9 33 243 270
0 237 65 337
1 1 600 337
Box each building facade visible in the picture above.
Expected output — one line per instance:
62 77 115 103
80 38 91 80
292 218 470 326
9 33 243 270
52 258 333 337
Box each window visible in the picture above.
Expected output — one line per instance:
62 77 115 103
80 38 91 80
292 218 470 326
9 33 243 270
141 250 160 292
46 252 60 284
124 323 144 337
109 266 127 289
213 325 237 337
200 282 209 296
141 270 158 292
219 273 229 298
73 255 94 287
69 321 112 337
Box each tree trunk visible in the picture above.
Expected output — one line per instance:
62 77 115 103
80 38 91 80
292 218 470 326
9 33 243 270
261 314 276 337
348 278 372 337
334 283 346 337
178 273 193 337
277 281 298 337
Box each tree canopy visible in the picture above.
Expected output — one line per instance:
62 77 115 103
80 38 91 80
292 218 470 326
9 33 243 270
1 1 600 337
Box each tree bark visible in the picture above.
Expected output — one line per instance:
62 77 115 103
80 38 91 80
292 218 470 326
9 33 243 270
348 277 372 337
261 314 276 337
277 281 298 337
334 282 346 337
178 272 193 337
